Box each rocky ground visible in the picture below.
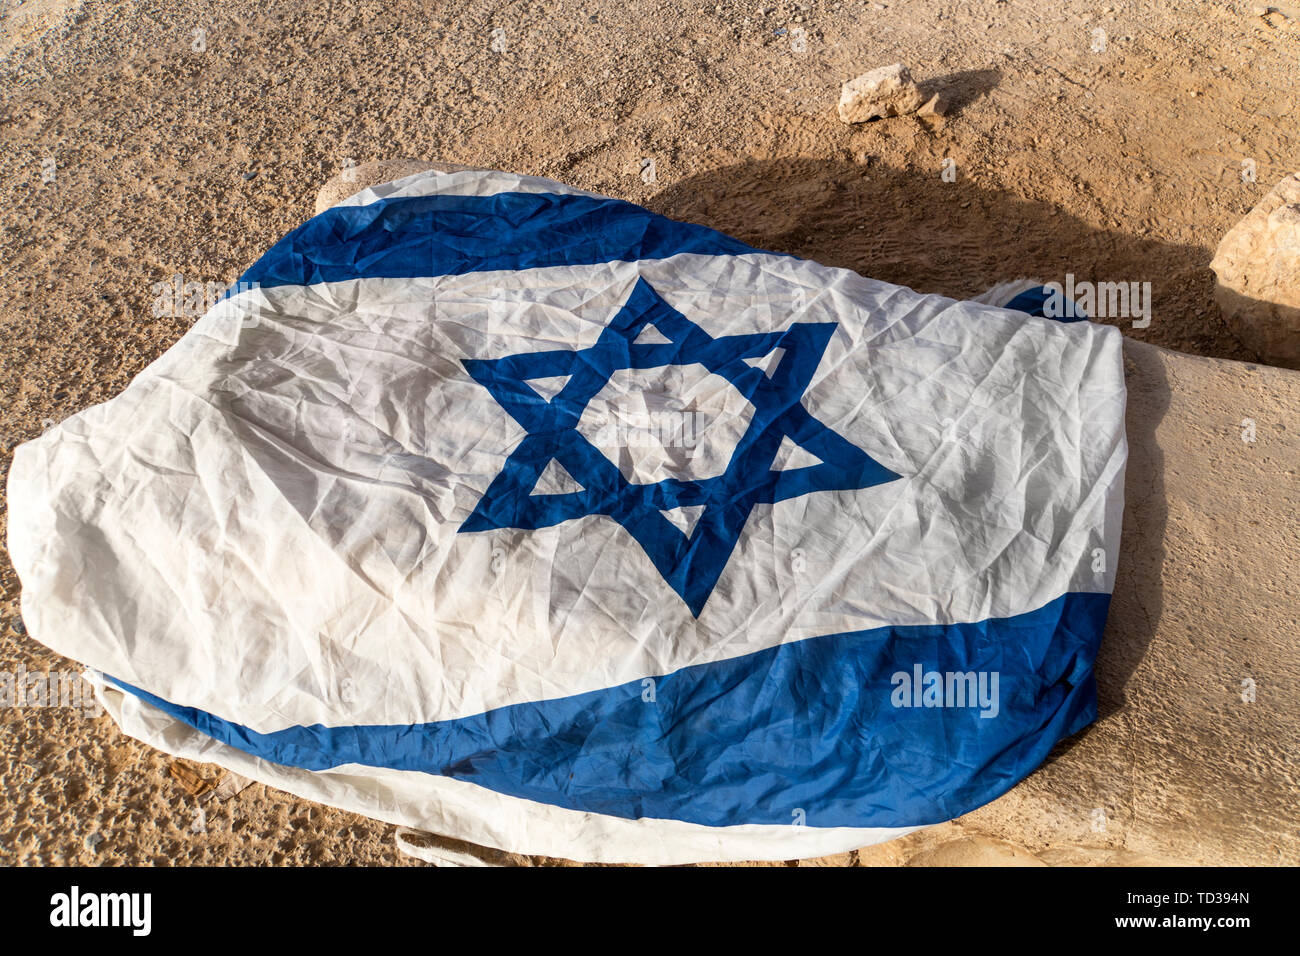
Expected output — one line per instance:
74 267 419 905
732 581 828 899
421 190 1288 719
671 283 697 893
1 0 1298 865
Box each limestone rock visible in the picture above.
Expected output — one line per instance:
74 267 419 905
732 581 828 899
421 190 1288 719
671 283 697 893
917 92 948 116
850 341 1300 867
1209 171 1300 369
942 340 1300 866
837 64 927 124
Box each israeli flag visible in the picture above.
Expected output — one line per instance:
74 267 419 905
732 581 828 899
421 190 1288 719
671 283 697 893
7 169 1127 863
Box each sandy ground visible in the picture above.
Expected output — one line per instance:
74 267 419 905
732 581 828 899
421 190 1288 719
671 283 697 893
1 0 1297 865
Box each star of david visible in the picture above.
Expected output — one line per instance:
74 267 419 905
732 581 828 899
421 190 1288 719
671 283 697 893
460 277 901 617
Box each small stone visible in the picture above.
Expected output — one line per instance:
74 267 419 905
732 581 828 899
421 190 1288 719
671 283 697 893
837 63 927 123
917 92 948 116
1210 171 1300 369
241 170 258 181
85 832 105 853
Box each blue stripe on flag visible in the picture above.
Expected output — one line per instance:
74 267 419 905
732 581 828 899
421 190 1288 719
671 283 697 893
239 191 777 289
106 592 1108 829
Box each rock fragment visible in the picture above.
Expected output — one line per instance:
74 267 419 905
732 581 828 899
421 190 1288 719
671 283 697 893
1209 171 1300 369
837 63 927 123
918 92 948 116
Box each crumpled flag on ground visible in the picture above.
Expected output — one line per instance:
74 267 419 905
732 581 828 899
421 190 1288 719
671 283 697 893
7 168 1127 864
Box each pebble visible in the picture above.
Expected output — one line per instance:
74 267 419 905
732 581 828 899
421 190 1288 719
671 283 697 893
918 92 948 116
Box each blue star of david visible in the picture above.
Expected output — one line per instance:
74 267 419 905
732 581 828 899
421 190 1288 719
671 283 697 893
459 277 901 617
